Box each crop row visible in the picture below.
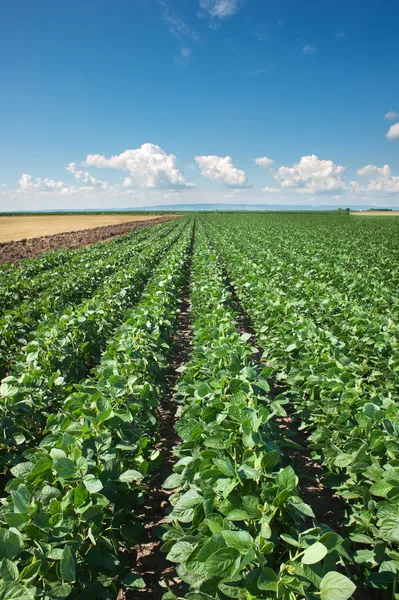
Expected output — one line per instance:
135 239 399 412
0 222 193 599
0 223 159 315
0 220 179 378
0 220 186 472
203 214 399 595
162 223 356 600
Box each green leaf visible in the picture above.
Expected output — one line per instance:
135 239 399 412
0 529 23 560
46 584 72 599
119 470 144 483
221 530 253 552
19 560 41 582
74 484 89 507
60 546 76 582
203 547 241 578
11 485 30 514
170 490 202 523
163 473 183 489
237 464 261 480
123 574 146 589
276 466 298 491
166 542 194 563
319 571 356 600
280 534 300 547
370 480 393 498
0 582 35 600
302 542 328 565
258 567 277 591
26 455 53 481
83 475 103 493
0 559 18 582
53 457 76 479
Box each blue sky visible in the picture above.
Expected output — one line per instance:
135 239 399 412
0 0 398 210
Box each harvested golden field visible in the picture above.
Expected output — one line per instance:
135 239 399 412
351 211 399 216
0 214 179 243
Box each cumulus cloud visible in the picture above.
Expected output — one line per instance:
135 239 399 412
195 155 249 187
255 156 274 169
387 123 399 140
85 144 193 189
199 0 243 19
261 186 280 193
274 155 346 194
385 111 399 121
66 162 107 187
18 174 76 195
302 44 317 55
357 164 392 178
353 164 399 193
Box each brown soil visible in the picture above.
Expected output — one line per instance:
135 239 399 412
0 216 178 264
124 250 193 600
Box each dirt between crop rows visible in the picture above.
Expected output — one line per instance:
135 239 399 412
0 216 178 264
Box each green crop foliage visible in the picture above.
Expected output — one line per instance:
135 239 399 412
1 212 399 599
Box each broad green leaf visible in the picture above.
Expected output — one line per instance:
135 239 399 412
170 490 202 523
53 457 76 479
0 529 23 560
0 559 18 582
11 485 30 514
0 582 35 600
203 547 241 578
276 466 298 491
60 546 76 582
302 542 328 565
258 567 277 591
119 470 144 483
221 530 253 552
320 571 356 600
167 542 194 563
83 475 103 493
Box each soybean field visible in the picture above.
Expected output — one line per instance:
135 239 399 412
0 213 399 600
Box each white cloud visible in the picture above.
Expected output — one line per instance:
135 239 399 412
199 0 243 19
85 143 193 189
387 122 399 140
18 174 76 195
353 163 399 193
66 162 107 187
255 156 274 169
195 155 249 187
274 155 346 194
357 164 391 178
302 44 317 55
261 186 280 193
385 111 399 121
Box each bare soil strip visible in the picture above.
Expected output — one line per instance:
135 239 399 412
125 249 194 600
0 216 178 264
